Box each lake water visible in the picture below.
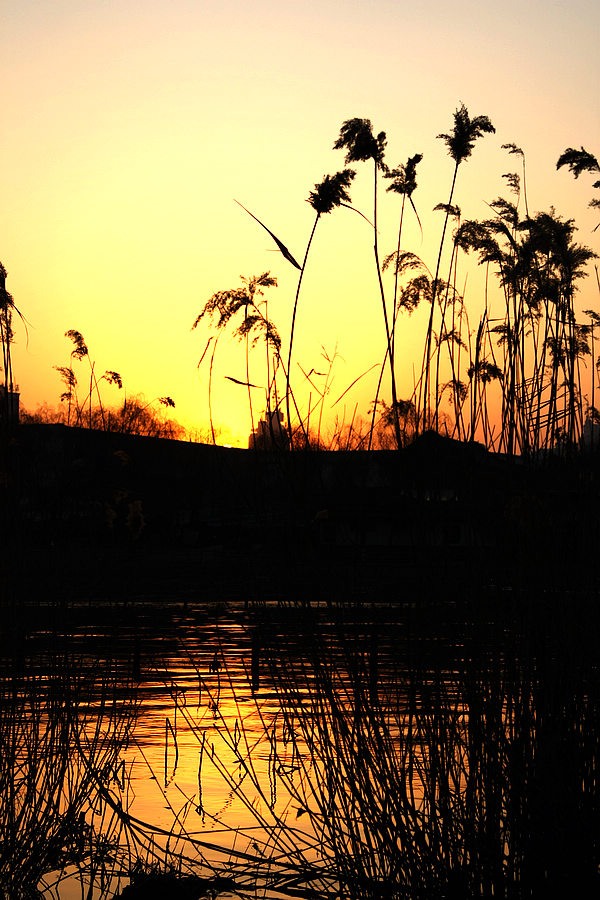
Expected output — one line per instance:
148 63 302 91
1 593 599 898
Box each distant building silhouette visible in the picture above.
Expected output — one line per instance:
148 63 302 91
0 384 19 425
581 415 600 451
249 409 289 450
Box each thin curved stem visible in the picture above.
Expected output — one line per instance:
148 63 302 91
208 333 221 445
421 161 459 431
372 160 402 448
286 213 320 447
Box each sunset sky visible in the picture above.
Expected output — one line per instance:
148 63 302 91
2 0 599 445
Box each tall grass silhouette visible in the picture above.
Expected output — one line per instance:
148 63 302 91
193 272 284 445
196 109 597 454
286 169 355 445
333 119 406 448
420 104 495 434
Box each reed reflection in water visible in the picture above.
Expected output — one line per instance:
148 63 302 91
1 594 599 898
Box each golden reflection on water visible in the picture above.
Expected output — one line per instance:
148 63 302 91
118 604 468 861
122 618 321 864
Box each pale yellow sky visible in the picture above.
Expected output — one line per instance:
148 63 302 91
2 0 599 444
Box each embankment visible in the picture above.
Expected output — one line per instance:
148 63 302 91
1 424 599 606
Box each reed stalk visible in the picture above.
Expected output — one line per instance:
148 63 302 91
420 105 495 434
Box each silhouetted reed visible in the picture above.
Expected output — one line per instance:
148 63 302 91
285 169 356 445
420 104 496 435
193 272 290 446
557 146 600 230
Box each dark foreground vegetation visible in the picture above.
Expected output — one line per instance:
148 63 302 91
232 599 600 898
0 596 598 898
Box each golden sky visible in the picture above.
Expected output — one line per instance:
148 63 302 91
2 0 599 445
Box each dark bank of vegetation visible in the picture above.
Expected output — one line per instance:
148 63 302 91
2 420 600 610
